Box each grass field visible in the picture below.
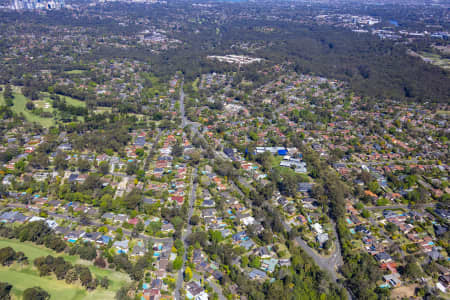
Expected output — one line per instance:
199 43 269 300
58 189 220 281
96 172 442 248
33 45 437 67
63 96 86 108
10 92 55 127
0 239 130 300
419 52 450 70
0 87 55 127
94 107 112 114
65 70 85 75
41 92 86 108
0 86 87 127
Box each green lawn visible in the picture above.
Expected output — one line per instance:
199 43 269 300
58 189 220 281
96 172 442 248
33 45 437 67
11 92 55 127
65 70 85 75
41 92 86 108
0 239 57 261
0 239 130 299
192 77 199 92
0 87 86 127
0 88 55 127
419 52 450 70
94 107 112 114
61 95 86 108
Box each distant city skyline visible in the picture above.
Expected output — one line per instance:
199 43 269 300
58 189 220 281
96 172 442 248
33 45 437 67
10 0 64 9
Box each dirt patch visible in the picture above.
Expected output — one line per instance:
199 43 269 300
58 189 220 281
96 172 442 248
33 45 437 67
391 284 417 299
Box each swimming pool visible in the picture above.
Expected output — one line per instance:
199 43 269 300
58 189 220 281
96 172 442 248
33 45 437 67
346 218 353 225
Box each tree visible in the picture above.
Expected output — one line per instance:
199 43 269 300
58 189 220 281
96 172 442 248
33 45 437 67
385 222 398 233
54 152 68 170
94 257 106 268
368 181 379 194
26 101 35 110
172 141 184 158
184 266 193 281
190 215 200 226
189 150 201 165
77 266 92 287
249 256 261 268
131 226 139 239
241 256 249 268
173 256 183 270
77 159 90 173
0 282 12 300
126 161 138 175
115 284 133 300
403 257 423 280
100 276 109 289
124 189 142 210
0 184 8 198
323 240 332 250
0 247 14 266
98 161 110 174
65 268 78 284
23 287 50 300
135 148 145 158
29 152 49 169
361 209 370 218
136 220 145 232
3 85 13 107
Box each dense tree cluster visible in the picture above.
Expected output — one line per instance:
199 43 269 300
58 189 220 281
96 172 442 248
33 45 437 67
0 247 28 266
0 221 66 252
34 255 107 291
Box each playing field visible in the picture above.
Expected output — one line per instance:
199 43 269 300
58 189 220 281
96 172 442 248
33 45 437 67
0 86 87 127
0 88 55 127
0 238 130 300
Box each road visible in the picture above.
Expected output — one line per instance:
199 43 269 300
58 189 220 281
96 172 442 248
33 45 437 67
175 168 198 300
144 128 163 172
343 159 437 167
193 273 226 300
291 220 343 282
294 236 340 281
179 81 187 128
177 79 227 299
365 203 435 210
